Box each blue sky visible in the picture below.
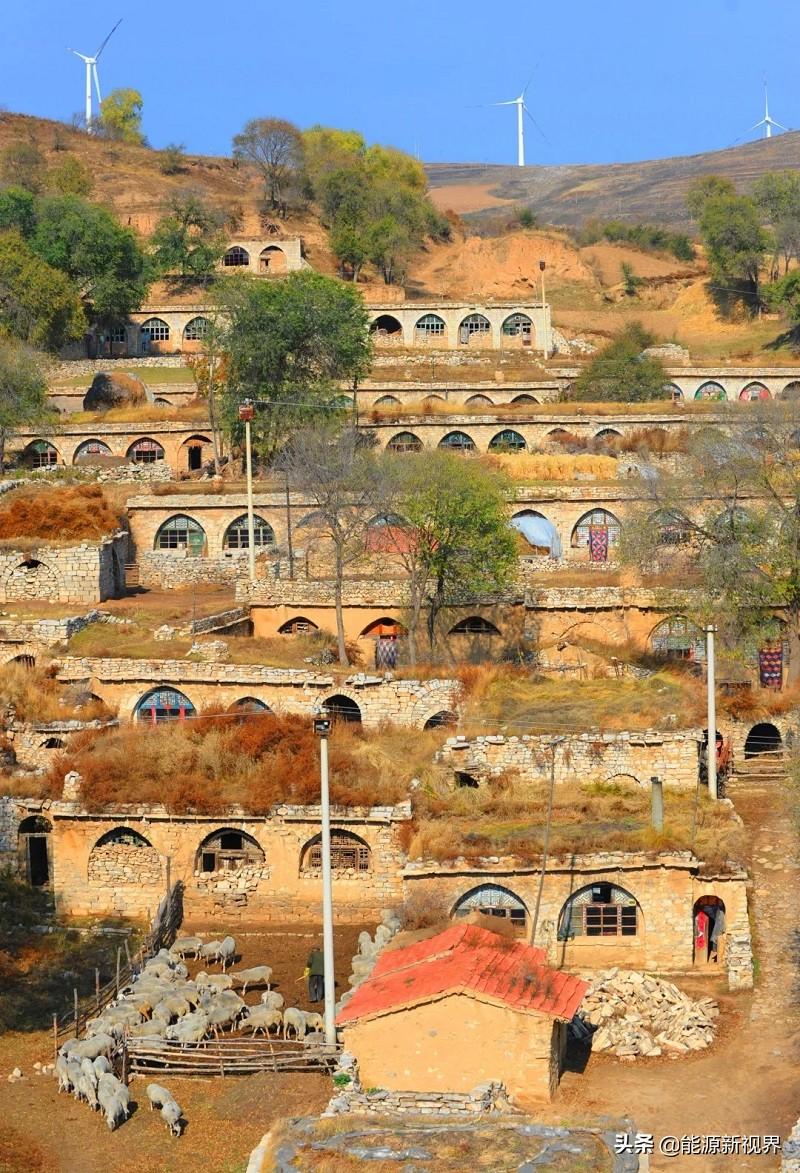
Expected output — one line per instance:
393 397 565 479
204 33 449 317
2 0 798 166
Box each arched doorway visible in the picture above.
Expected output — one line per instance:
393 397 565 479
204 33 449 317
360 617 406 670
18 816 52 887
744 722 782 758
370 314 403 342
322 695 362 724
259 245 287 273
693 895 726 965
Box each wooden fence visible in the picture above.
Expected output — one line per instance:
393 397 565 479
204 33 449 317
123 1036 341 1077
53 880 184 1049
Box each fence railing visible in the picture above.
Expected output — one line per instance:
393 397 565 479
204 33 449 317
122 1036 340 1078
53 880 184 1050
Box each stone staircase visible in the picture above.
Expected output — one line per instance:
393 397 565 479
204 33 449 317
729 750 788 790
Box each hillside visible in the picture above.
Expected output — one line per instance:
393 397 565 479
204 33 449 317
426 133 800 227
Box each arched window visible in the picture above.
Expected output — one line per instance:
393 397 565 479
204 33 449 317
95 827 152 849
449 616 501 635
223 246 250 267
154 397 172 407
595 428 621 442
489 429 526 452
155 515 206 555
650 616 705 662
502 313 532 337
438 431 476 453
74 439 111 463
665 383 683 400
374 394 401 407
259 245 287 272
466 394 494 406
128 438 165 463
370 314 403 337
452 884 528 936
135 687 196 723
223 514 275 550
458 313 491 343
230 696 271 713
571 509 621 558
712 506 753 542
387 432 422 453
301 829 371 872
140 318 170 342
322 694 362 723
424 710 457 729
197 828 265 874
651 509 693 546
415 313 446 338
510 510 561 557
184 316 210 341
510 394 539 405
278 616 319 635
364 514 415 554
423 394 445 404
740 382 770 401
694 381 726 401
25 440 58 468
782 381 800 401
557 882 639 938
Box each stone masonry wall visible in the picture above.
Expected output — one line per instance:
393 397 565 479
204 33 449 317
0 534 126 605
440 731 702 789
87 841 163 885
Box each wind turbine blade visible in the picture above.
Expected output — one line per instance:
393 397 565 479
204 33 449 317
521 72 535 99
523 104 549 144
772 119 789 131
95 18 122 61
68 49 90 61
749 119 766 131
93 64 102 106
492 100 517 107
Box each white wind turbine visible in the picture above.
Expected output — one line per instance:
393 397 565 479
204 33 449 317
750 82 787 139
493 81 543 166
68 19 123 133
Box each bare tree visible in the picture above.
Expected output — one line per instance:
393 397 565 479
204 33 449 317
232 118 304 215
277 426 386 665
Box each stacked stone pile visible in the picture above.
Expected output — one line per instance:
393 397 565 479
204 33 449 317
581 969 718 1059
336 909 402 1016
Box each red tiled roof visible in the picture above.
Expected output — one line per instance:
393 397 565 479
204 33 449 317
336 924 588 1026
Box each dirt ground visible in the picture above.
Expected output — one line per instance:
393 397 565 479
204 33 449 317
0 921 368 1173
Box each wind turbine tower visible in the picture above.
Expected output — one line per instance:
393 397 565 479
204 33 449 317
68 19 122 133
751 83 787 139
494 85 530 166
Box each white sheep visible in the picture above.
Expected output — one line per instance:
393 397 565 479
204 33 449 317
216 936 237 972
195 970 233 994
260 990 285 1011
282 1007 307 1041
169 936 203 960
92 1055 112 1076
228 965 272 995
145 1083 173 1111
302 1011 324 1034
75 1072 99 1111
198 939 223 963
103 1091 130 1132
161 1097 184 1137
166 1010 209 1043
241 1005 282 1037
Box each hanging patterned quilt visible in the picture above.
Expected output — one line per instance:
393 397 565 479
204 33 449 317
589 525 609 562
759 646 783 689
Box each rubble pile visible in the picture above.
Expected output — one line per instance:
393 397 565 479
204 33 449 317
581 968 718 1059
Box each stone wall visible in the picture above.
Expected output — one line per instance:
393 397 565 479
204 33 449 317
138 550 243 589
87 839 163 885
439 730 702 789
0 534 127 605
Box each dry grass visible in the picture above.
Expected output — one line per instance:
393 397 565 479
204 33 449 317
0 485 122 543
67 403 208 424
407 776 744 868
47 714 447 815
368 397 724 419
0 663 112 726
484 451 619 481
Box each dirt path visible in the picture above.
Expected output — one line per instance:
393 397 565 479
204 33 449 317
554 769 800 1171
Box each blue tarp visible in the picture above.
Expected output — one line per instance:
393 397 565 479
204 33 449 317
510 513 562 557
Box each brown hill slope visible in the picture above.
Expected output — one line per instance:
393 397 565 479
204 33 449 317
426 133 800 227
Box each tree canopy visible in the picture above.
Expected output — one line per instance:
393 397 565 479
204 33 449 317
219 270 372 461
232 118 304 214
0 230 85 350
0 338 51 471
150 194 225 282
98 89 144 144
572 323 669 403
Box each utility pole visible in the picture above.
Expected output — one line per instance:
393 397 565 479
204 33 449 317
239 400 256 583
530 736 564 947
314 717 337 1046
538 260 548 360
706 624 717 800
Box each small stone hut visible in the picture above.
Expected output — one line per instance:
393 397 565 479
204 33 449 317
336 923 588 1102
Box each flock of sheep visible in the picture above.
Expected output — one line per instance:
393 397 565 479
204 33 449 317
52 932 325 1135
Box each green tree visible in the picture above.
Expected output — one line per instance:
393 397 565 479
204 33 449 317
219 270 372 461
0 140 46 193
621 261 642 297
232 118 304 214
383 452 517 659
0 188 37 238
150 194 225 282
98 89 144 144
278 425 386 664
302 126 365 190
159 143 187 176
752 171 800 277
30 196 149 327
698 192 769 297
685 175 736 221
0 231 85 350
47 155 93 197
0 338 51 472
572 323 668 403
765 269 800 326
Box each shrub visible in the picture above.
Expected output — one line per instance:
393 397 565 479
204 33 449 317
0 484 122 541
159 143 187 175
